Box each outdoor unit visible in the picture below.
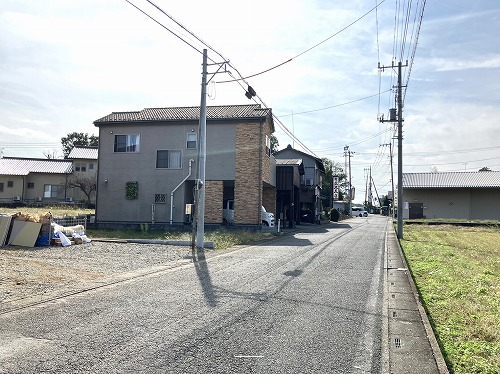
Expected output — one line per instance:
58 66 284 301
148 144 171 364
305 179 314 186
13 196 21 202
36 197 42 202
65 197 74 203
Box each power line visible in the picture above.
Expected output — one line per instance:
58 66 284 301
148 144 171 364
278 90 391 118
217 0 387 83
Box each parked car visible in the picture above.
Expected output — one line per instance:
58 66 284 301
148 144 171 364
352 207 368 217
223 200 275 227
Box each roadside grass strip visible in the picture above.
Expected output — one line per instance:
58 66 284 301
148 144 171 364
400 224 499 374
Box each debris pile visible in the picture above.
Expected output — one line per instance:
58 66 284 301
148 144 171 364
0 212 91 248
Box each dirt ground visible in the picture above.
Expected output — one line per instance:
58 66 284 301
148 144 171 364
0 240 200 313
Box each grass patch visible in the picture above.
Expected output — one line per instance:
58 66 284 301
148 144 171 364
1 207 274 250
87 228 275 250
400 224 500 374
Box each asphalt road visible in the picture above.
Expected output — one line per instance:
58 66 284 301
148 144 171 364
0 215 388 374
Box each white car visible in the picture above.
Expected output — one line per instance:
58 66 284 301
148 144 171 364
352 207 368 217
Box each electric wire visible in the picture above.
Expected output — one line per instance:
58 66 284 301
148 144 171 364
217 0 387 83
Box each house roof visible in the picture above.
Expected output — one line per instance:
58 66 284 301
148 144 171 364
0 157 73 176
67 147 98 160
274 145 325 173
94 104 274 131
403 171 500 188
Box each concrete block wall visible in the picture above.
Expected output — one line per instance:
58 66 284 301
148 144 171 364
204 180 223 223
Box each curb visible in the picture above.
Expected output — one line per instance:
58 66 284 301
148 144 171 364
391 226 449 374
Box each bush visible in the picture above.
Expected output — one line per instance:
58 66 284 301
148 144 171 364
330 209 340 222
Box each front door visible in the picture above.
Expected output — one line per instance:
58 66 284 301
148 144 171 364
409 203 424 219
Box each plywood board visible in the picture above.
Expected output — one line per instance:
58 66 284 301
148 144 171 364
8 221 42 247
0 215 12 246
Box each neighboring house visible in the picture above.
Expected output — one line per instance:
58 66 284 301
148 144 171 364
274 145 326 222
275 159 304 227
93 104 276 227
67 146 99 203
402 171 500 220
0 157 73 204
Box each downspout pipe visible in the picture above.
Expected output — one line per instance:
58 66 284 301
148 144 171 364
170 159 194 225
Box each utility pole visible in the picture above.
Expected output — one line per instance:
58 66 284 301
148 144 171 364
379 61 408 239
194 49 228 249
381 142 395 219
344 146 354 214
194 49 208 250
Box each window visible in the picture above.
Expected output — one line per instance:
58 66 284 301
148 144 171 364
0 183 3 192
187 133 197 149
44 184 63 198
89 163 94 170
114 134 140 153
7 181 13 188
75 163 87 172
265 135 271 157
156 150 182 169
155 194 167 204
27 182 35 189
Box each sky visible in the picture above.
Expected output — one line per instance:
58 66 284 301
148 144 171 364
1 0 499 204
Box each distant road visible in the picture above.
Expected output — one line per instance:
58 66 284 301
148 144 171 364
0 215 388 374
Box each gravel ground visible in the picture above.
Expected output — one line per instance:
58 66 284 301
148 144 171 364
0 239 228 312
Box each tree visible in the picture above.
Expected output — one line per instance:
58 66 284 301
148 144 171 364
61 132 98 158
270 135 279 155
43 149 62 159
67 174 97 204
479 167 492 172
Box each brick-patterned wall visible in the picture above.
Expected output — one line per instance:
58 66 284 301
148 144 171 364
204 180 223 223
262 188 276 216
261 120 272 184
234 123 261 224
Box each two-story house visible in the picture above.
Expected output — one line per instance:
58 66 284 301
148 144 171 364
274 145 325 223
93 104 276 227
0 147 98 205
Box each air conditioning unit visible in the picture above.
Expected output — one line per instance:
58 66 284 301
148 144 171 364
36 197 42 202
305 179 314 186
13 196 21 202
65 197 74 202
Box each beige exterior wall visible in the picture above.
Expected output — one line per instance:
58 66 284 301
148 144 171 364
205 180 223 223
403 188 500 220
0 174 70 203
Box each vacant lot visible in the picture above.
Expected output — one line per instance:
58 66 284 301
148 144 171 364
400 224 499 374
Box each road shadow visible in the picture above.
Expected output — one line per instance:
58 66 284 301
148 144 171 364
191 248 217 307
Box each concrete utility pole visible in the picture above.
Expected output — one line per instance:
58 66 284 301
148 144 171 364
379 61 408 239
344 146 354 215
195 49 208 249
193 49 228 250
381 142 395 219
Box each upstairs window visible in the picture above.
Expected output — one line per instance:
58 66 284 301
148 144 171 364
114 134 140 153
7 181 13 188
27 182 35 189
265 135 271 157
187 133 197 149
89 163 94 170
156 150 182 169
75 163 86 172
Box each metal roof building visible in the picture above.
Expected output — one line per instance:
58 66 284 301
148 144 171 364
0 157 73 176
402 171 500 220
403 171 500 189
67 147 98 160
